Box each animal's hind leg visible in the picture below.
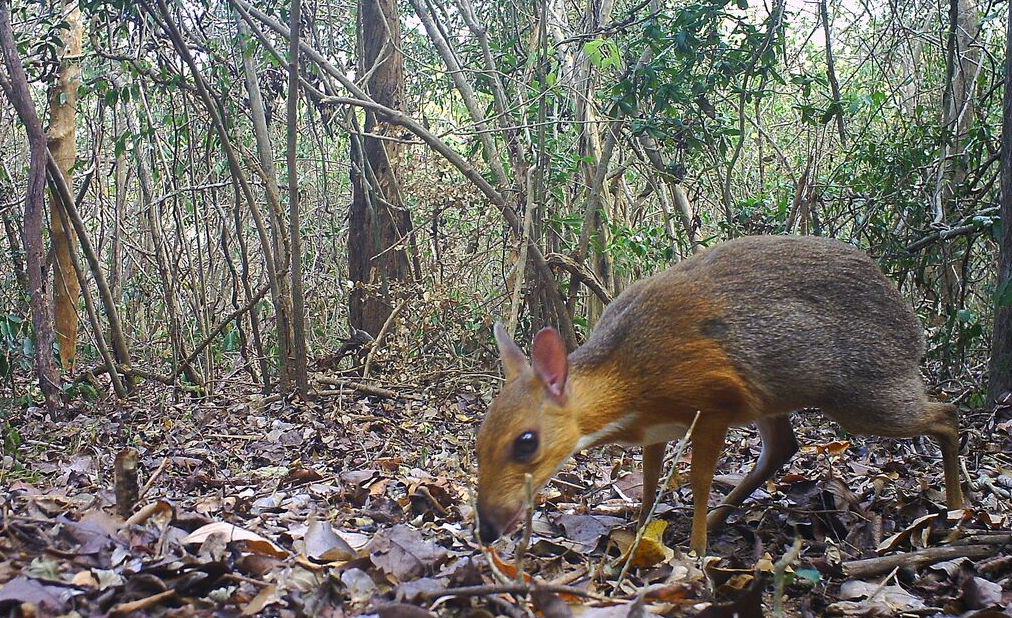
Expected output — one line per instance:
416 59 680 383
707 415 798 530
824 380 963 510
926 402 963 509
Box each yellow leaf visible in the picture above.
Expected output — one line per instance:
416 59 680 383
615 520 674 569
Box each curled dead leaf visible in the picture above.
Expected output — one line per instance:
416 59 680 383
303 517 356 562
182 521 288 559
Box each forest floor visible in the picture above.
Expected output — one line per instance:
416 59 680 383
2 375 1012 617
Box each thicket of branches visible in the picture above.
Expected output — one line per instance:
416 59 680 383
0 0 1008 409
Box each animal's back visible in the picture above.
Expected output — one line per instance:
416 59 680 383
576 235 924 414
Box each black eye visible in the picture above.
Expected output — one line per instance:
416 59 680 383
512 432 539 463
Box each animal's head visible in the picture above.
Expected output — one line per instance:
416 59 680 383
475 322 581 544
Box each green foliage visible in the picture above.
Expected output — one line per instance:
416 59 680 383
0 314 29 386
612 0 784 152
583 39 622 71
63 381 100 402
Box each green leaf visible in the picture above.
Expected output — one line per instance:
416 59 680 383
820 101 841 125
584 39 607 68
584 39 620 71
795 568 822 585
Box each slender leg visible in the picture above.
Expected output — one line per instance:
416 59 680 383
689 421 728 554
824 387 965 512
928 402 964 509
639 442 666 526
707 415 799 530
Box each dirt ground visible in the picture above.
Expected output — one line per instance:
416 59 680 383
1 378 1011 616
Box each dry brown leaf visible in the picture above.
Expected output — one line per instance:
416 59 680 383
303 517 356 562
71 571 98 589
182 521 288 559
488 546 534 584
240 584 279 616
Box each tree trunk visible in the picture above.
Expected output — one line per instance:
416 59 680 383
819 0 846 147
1 163 28 293
287 0 310 395
0 5 62 412
124 99 203 388
147 0 292 391
349 0 415 338
937 0 980 213
934 0 981 373
989 0 1012 413
47 0 83 372
238 16 293 389
108 113 126 303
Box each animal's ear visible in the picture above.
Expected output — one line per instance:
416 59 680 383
532 327 568 402
494 322 529 381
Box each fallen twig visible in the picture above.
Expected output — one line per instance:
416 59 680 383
139 456 170 500
843 544 1001 578
773 537 803 617
124 500 171 527
314 376 400 399
515 473 535 583
109 589 177 616
363 298 408 378
417 583 603 602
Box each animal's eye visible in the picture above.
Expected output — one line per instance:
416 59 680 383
512 431 539 463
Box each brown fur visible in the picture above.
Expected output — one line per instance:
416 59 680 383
476 235 963 554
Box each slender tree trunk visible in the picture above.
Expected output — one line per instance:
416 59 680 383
936 0 980 220
147 0 291 391
51 193 127 397
237 17 292 389
819 0 846 147
0 4 62 412
47 0 83 372
349 0 415 338
1 166 28 291
236 0 577 348
287 0 310 395
108 114 126 302
989 1 1012 413
934 0 981 373
124 100 202 387
45 147 135 391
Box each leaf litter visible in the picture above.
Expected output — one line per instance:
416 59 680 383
1 382 1011 616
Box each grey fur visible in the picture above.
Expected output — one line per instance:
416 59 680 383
573 235 939 435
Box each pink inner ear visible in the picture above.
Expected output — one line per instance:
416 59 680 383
532 327 568 398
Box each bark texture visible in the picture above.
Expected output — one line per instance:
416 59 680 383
0 4 62 411
989 2 1012 412
349 0 415 337
47 1 84 371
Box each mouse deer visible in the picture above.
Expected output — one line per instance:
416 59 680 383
475 235 963 554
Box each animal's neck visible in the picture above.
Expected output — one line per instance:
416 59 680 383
567 362 642 449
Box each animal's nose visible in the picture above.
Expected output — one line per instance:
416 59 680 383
478 515 501 544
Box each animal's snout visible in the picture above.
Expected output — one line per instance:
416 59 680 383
478 516 501 544
477 503 520 545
